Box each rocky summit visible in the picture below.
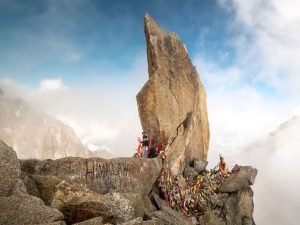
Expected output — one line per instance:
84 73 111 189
0 14 257 225
0 139 257 225
137 14 209 175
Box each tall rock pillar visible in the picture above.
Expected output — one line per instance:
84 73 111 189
137 14 210 175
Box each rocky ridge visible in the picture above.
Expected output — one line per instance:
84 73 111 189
0 140 257 225
0 14 257 225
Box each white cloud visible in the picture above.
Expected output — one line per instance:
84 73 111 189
194 54 298 167
0 53 147 157
39 78 68 91
238 116 300 225
196 0 300 223
218 0 300 95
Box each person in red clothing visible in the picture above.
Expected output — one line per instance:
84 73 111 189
157 142 163 154
219 155 226 173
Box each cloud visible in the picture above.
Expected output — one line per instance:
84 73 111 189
238 116 300 225
0 52 147 156
194 0 300 223
194 54 299 167
195 39 300 225
39 78 68 91
217 0 300 95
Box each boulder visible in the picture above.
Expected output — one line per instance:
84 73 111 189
183 166 198 179
0 141 65 225
242 217 255 225
142 218 164 225
119 217 143 225
203 210 226 225
119 217 164 225
136 14 209 175
150 193 169 210
238 166 258 185
238 189 254 219
21 157 162 197
0 140 27 196
30 175 145 224
154 204 197 225
193 159 208 173
106 192 143 224
74 217 103 225
0 195 64 225
21 174 41 197
224 188 255 225
37 222 66 225
218 166 257 193
218 175 250 193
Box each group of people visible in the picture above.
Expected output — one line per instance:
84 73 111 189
133 131 166 159
157 156 233 216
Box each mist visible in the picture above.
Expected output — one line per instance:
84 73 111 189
234 116 300 225
0 54 148 156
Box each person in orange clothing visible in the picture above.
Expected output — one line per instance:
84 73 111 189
137 142 142 157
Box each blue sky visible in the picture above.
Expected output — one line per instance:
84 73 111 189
0 0 293 100
0 0 234 87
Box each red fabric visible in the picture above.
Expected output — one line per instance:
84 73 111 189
220 161 226 171
157 142 163 153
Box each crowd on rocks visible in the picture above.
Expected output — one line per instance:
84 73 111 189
133 131 166 160
157 156 235 217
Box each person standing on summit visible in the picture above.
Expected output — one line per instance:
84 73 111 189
141 131 149 158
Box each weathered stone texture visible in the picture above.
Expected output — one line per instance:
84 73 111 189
137 14 209 175
21 157 162 197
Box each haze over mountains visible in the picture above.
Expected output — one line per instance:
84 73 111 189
0 87 113 159
240 115 300 225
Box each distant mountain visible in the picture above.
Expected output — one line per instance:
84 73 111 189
0 88 113 159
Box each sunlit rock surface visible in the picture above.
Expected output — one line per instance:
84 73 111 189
137 14 209 175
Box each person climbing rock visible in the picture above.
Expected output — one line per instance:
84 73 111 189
141 131 149 158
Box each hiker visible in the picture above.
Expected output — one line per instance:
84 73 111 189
159 150 167 161
148 146 157 158
136 141 142 157
140 131 149 158
219 155 227 173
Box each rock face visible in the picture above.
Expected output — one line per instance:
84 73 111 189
19 156 162 224
219 166 258 193
0 140 27 196
136 14 209 175
21 157 162 197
